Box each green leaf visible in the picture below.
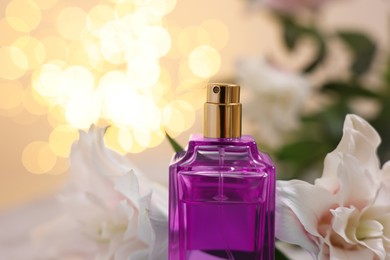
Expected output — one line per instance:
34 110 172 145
281 17 304 50
279 16 327 73
275 247 290 260
321 81 380 98
337 32 377 76
302 30 326 73
276 140 328 165
384 57 390 87
165 132 184 153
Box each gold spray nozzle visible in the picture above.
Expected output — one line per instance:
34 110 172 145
204 83 242 138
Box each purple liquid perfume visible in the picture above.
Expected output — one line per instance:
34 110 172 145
169 83 275 260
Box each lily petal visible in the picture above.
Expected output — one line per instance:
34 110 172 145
276 180 336 240
329 243 375 260
276 194 320 254
359 238 386 260
331 206 359 245
336 154 379 208
316 114 381 192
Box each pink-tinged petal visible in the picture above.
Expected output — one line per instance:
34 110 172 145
359 238 386 260
328 244 375 260
331 206 360 245
336 154 379 208
316 114 381 191
277 180 336 240
276 192 320 254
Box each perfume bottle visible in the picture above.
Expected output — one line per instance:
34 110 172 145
169 83 275 260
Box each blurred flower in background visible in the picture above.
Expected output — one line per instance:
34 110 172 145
237 57 309 148
250 0 336 13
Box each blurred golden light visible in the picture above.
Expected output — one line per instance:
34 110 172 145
147 129 165 148
41 36 69 62
68 43 94 68
5 0 41 32
138 26 171 58
0 19 23 46
22 141 57 174
57 7 87 41
178 86 207 110
201 19 229 50
99 20 134 64
23 87 48 115
33 63 64 99
117 127 133 152
128 137 147 153
126 54 160 89
163 100 194 134
33 0 58 10
12 36 46 70
165 25 182 59
133 129 151 148
149 0 177 15
114 1 136 18
104 125 129 155
1 0 230 175
188 45 221 78
0 46 28 80
49 125 79 157
47 157 69 175
177 26 210 55
59 66 95 101
86 5 116 37
0 80 24 110
47 105 67 128
65 93 101 129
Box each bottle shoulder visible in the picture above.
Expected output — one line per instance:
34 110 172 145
170 134 275 173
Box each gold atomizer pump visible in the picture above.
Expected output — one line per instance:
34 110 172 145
203 83 242 138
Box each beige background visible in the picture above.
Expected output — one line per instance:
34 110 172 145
0 0 389 210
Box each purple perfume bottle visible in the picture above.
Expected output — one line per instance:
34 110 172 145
169 84 275 260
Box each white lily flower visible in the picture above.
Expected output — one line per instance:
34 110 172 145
32 127 168 260
276 114 390 259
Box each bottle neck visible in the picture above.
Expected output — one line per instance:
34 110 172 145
203 102 242 138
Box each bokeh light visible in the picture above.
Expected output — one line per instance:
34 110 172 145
12 36 46 70
5 0 41 33
0 46 28 80
49 125 79 157
57 7 87 41
0 0 229 174
22 141 57 174
189 45 221 78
